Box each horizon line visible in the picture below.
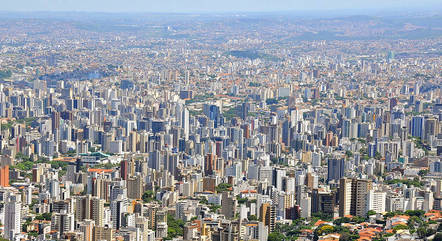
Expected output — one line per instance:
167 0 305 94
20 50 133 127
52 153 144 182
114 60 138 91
0 7 441 16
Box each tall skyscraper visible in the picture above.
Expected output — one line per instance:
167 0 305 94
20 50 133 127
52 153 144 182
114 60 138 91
91 197 105 227
182 108 189 140
120 160 128 180
78 220 95 241
327 158 344 183
352 179 372 217
339 178 353 217
259 202 276 233
111 196 128 230
127 175 143 200
4 195 21 240
0 165 9 187
339 178 373 217
51 210 75 236
204 154 217 176
51 111 60 134
411 116 424 139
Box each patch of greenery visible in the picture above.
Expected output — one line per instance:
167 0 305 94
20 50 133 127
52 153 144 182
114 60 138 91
248 215 257 221
312 212 334 221
142 190 155 203
268 232 285 241
209 204 221 213
385 178 423 188
94 162 119 169
393 224 408 232
16 117 36 126
237 196 248 204
199 197 208 205
223 106 238 120
216 183 232 193
165 214 185 239
50 161 69 170
35 212 52 221
185 93 214 104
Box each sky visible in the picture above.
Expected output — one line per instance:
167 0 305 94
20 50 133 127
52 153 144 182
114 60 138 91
1 0 441 13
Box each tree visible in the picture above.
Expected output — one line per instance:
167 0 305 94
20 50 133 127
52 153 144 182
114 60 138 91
417 227 427 238
166 214 185 239
142 190 155 203
393 224 408 232
334 217 351 225
418 169 428 176
35 212 52 221
312 212 333 221
236 195 248 204
367 210 377 217
216 183 232 193
209 204 221 213
199 197 208 205
268 232 285 241
319 225 335 235
248 215 258 221
339 232 351 241
426 228 436 237
405 210 425 217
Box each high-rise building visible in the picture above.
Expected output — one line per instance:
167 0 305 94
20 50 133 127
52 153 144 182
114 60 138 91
91 197 105 227
366 190 386 214
221 192 237 219
259 203 275 233
51 210 75 236
327 158 344 183
111 196 128 230
51 111 60 134
120 160 128 180
424 117 438 141
0 165 9 187
339 178 373 217
93 226 114 241
411 116 424 138
4 195 21 240
204 154 217 176
339 178 353 217
342 119 351 138
127 175 143 200
352 179 373 217
78 220 95 241
182 108 189 140
312 189 335 215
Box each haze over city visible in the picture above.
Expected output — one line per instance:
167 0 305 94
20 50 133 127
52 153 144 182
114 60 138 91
1 0 442 12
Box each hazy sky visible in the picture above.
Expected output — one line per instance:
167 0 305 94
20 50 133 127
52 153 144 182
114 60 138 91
1 0 441 13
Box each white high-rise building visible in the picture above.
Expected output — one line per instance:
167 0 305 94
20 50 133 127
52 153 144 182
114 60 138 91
182 108 189 140
111 195 129 230
51 210 75 236
423 191 434 212
5 195 21 240
300 196 311 218
366 190 386 214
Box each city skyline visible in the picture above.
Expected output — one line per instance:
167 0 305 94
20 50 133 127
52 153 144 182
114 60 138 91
0 2 440 241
